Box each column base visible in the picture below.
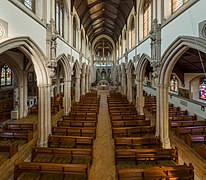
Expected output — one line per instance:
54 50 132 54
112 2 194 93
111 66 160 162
162 138 171 149
37 138 48 147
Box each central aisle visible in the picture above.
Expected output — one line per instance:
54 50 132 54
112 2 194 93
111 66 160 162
89 92 116 180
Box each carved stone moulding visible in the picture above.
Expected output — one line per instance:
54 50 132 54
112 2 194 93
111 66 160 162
199 20 206 39
0 19 8 40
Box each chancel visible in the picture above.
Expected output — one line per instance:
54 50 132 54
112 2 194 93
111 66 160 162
0 0 206 179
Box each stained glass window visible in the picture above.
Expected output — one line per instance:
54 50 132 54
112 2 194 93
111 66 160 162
199 77 206 100
172 0 188 13
143 0 152 37
73 17 77 48
130 17 135 48
19 0 34 11
55 0 64 36
1 64 12 86
170 75 178 93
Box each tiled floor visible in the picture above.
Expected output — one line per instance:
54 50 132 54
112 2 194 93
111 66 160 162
89 92 116 180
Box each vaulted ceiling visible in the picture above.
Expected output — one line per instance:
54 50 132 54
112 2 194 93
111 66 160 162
73 0 135 43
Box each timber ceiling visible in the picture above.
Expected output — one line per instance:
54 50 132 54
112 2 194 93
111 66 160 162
173 48 206 83
73 0 134 43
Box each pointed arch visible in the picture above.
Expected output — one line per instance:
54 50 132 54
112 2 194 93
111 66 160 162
136 53 151 81
0 37 49 85
56 53 72 81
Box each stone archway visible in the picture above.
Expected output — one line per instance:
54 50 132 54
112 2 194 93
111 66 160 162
136 53 151 115
159 36 206 148
56 54 72 114
0 36 51 146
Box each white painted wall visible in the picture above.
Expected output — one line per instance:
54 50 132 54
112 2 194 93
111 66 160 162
161 0 206 55
0 0 46 53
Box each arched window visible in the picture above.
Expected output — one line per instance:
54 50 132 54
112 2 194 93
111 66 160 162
172 0 188 13
170 75 178 93
143 0 152 38
19 0 35 11
130 17 135 48
73 17 77 48
199 77 206 100
55 0 64 36
1 64 12 86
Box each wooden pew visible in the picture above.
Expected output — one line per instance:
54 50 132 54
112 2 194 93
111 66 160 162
112 126 155 137
62 115 98 121
52 127 96 138
0 131 33 142
31 147 93 165
14 161 89 180
114 137 161 149
48 135 94 148
69 112 98 116
111 115 145 121
3 123 37 131
112 120 150 127
0 142 18 158
110 112 137 116
116 163 194 180
170 119 206 129
115 148 178 165
57 120 97 127
169 114 197 121
186 134 206 147
175 126 206 138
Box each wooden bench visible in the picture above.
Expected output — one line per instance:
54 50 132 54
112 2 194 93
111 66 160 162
3 123 37 131
57 120 97 127
169 114 197 121
114 137 161 149
116 163 194 180
14 161 89 180
69 112 98 116
115 148 178 165
186 134 206 147
110 112 137 116
48 135 94 148
112 126 155 137
170 120 206 129
31 147 93 165
111 115 145 121
0 142 18 158
0 131 33 142
63 115 98 121
175 126 206 138
112 120 150 127
52 127 96 138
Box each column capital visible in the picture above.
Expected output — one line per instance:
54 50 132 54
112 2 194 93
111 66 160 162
37 84 51 88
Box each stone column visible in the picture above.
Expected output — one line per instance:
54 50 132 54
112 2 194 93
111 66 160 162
122 75 126 95
81 75 86 96
75 76 80 102
85 74 89 93
161 84 170 149
155 84 160 137
127 76 133 103
136 79 144 115
64 80 71 115
37 84 51 147
23 71 28 117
